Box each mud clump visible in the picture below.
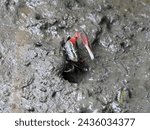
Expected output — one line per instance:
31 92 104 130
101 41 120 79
0 0 150 112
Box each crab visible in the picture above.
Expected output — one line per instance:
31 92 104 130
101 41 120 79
61 31 94 73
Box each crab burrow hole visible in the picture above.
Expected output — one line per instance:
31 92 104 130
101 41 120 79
61 61 89 83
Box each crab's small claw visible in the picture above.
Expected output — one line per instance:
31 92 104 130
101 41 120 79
80 33 94 60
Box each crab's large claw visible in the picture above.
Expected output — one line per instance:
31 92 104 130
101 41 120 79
80 33 94 60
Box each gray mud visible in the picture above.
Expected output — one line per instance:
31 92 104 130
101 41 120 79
0 0 150 112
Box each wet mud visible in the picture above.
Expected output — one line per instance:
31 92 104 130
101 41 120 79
0 0 150 112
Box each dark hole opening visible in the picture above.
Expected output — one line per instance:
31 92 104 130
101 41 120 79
51 91 57 98
61 62 88 83
120 42 126 48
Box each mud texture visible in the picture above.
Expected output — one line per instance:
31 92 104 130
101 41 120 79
0 0 150 113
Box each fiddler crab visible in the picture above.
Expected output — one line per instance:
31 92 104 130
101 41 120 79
61 31 94 73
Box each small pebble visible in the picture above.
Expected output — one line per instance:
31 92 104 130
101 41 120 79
24 60 31 66
34 42 42 47
25 105 35 112
39 96 48 103
3 89 10 96
40 87 47 92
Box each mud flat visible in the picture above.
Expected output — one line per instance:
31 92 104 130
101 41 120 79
0 0 150 112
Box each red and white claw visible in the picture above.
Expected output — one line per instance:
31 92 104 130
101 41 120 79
80 32 94 60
